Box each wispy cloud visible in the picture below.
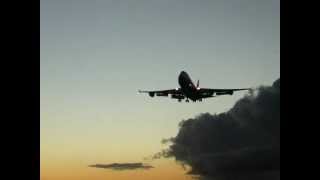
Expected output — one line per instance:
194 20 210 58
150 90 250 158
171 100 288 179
88 163 154 171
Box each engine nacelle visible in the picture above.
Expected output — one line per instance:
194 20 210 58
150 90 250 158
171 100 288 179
171 94 185 99
156 93 168 97
216 91 233 95
149 92 155 97
227 91 233 95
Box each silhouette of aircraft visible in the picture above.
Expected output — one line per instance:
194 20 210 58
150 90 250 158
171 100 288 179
139 71 251 102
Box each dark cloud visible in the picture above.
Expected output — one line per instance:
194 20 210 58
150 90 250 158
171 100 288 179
155 79 280 180
88 163 154 171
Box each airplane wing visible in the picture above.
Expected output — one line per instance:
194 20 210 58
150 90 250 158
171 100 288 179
198 88 251 98
138 88 183 98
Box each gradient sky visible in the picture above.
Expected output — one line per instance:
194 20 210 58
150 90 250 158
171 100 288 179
40 0 279 179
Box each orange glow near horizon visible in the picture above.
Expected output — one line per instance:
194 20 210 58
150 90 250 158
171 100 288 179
41 159 193 180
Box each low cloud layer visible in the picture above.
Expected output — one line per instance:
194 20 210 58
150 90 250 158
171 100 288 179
88 163 154 170
156 79 280 180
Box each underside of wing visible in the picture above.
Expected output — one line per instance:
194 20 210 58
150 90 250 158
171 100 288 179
138 88 183 98
199 88 251 97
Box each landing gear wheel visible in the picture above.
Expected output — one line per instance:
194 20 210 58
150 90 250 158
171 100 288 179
186 99 189 103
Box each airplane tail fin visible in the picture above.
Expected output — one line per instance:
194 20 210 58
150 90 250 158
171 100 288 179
196 80 199 88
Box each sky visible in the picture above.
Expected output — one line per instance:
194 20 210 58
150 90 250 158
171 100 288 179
40 0 280 179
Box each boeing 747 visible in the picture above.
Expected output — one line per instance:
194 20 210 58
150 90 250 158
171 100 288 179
138 71 250 102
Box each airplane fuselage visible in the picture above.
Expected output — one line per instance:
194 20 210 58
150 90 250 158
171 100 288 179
178 71 200 101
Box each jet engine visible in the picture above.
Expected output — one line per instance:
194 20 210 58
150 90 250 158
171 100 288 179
171 94 185 99
216 91 233 95
156 93 168 97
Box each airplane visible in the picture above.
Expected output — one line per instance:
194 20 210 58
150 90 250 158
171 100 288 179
138 71 251 102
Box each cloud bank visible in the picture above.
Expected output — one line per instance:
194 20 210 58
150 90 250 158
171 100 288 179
88 163 154 170
156 78 280 180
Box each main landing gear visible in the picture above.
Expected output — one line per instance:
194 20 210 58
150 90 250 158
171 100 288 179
177 98 202 103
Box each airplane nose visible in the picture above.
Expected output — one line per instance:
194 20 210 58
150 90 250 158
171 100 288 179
179 71 185 77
